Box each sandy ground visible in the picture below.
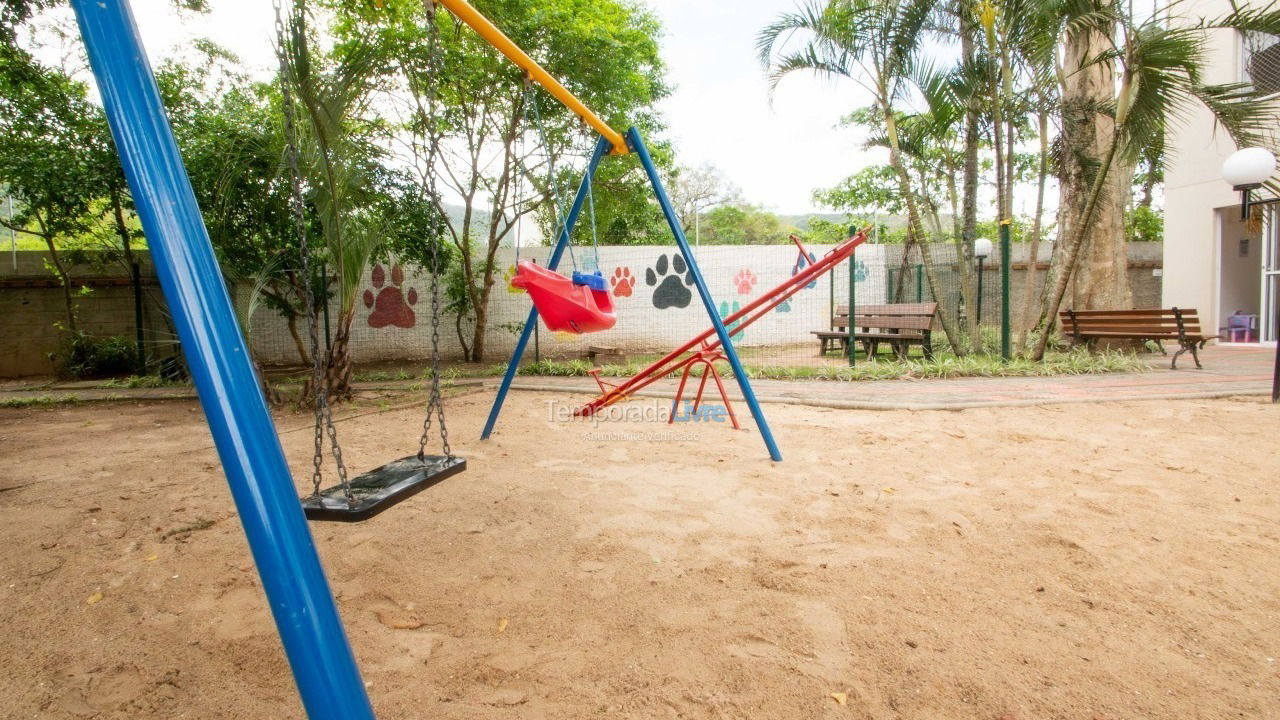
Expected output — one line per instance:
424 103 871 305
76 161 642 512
0 389 1277 719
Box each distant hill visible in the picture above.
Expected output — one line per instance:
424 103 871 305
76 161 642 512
776 212 916 232
775 212 847 230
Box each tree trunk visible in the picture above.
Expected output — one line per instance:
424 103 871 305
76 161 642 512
43 235 77 333
1075 157 1135 310
286 311 311 367
883 108 965 353
1138 167 1157 209
256 360 284 406
324 305 356 401
1032 137 1121 360
1051 6 1130 316
1017 111 1051 351
958 7 982 354
470 293 488 363
109 185 145 371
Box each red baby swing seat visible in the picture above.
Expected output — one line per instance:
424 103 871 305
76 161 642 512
511 260 616 334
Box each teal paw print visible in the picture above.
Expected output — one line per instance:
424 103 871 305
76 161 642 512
718 300 745 346
853 259 868 283
777 297 792 313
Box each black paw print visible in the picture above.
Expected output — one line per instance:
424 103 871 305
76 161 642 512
645 253 695 310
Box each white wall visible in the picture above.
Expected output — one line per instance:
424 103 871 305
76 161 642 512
242 243 888 365
1163 0 1278 326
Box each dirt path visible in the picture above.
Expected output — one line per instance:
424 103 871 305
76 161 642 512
1 391 1277 719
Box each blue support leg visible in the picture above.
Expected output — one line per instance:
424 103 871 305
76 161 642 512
626 128 783 462
69 2 374 718
481 135 613 439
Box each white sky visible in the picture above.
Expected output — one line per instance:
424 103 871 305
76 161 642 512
112 0 877 216
644 0 878 215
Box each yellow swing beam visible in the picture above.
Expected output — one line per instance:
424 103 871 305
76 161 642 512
435 0 630 155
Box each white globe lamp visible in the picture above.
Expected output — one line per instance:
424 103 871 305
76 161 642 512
1222 147 1276 219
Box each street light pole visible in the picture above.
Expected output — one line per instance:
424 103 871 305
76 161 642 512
1000 221 1011 360
976 256 985 326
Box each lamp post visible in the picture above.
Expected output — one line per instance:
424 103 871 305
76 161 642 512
1223 147 1276 220
974 237 993 328
1221 147 1278 403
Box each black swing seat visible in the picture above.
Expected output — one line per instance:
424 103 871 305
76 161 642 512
302 454 466 523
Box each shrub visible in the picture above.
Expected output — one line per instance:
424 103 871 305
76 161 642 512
54 332 138 379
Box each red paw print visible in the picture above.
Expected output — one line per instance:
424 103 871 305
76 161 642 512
611 266 636 298
363 264 417 329
733 268 757 295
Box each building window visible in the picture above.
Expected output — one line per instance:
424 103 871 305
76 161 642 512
1242 30 1280 94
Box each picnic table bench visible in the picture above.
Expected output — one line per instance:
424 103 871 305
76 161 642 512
813 302 938 360
1059 307 1217 369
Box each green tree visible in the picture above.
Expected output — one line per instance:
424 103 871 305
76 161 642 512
331 0 669 361
760 0 971 352
699 203 787 245
0 45 102 333
279 2 389 398
1030 4 1280 360
157 56 317 367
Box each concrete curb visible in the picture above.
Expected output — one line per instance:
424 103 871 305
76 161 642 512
505 381 1271 412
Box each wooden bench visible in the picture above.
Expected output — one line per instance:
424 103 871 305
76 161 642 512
1059 307 1217 369
582 344 624 364
813 302 938 360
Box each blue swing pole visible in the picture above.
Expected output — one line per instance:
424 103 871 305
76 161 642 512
69 2 374 718
626 127 783 462
481 135 613 439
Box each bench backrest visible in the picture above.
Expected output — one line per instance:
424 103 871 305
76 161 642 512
1058 308 1207 339
833 302 938 331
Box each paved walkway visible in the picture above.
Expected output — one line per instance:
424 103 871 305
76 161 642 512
510 345 1276 411
1 346 1273 411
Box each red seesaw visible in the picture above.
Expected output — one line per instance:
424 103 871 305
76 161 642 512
576 227 870 421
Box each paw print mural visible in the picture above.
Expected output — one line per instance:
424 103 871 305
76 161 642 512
852 259 868 282
777 297 793 313
793 251 819 290
610 267 636 298
718 300 745 346
645 253 695 310
733 268 757 294
364 263 417 329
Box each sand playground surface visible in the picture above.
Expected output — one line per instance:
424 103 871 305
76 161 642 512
1 388 1278 719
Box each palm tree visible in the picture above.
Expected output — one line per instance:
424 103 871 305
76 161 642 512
1030 4 1280 359
758 0 971 354
866 63 987 351
983 0 1060 351
279 3 383 399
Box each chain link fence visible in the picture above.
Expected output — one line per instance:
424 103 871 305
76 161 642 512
232 239 1163 373
1 240 1163 378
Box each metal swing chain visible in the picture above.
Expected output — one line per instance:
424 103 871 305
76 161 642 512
524 83 578 272
273 0 352 502
418 0 451 461
584 145 601 272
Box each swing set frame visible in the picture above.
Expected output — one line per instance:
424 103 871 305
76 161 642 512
66 0 800 716
458 1 785 462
